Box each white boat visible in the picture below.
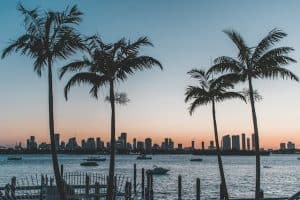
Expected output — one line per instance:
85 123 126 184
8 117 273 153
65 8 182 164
84 156 106 162
7 156 22 161
136 154 152 160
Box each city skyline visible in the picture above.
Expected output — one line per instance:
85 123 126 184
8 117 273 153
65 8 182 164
1 0 300 149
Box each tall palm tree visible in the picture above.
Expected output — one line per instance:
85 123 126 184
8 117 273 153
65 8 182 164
2 4 84 199
185 69 245 200
59 35 162 200
208 28 298 199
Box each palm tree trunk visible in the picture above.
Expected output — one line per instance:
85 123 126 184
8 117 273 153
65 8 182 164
48 59 65 200
248 76 261 200
212 100 229 199
107 80 116 200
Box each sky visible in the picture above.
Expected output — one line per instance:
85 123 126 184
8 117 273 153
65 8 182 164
0 0 300 149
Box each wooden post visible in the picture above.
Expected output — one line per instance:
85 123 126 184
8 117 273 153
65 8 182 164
50 178 53 187
134 163 137 194
196 178 200 200
128 181 132 199
146 171 150 200
142 168 145 198
150 173 153 200
125 182 129 200
11 177 16 199
178 175 182 200
220 183 225 199
85 174 90 195
60 164 64 177
95 182 100 200
113 176 117 200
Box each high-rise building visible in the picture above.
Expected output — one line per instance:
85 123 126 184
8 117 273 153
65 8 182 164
164 138 169 150
85 138 96 150
222 135 231 150
191 140 195 150
66 137 78 151
61 141 65 150
178 144 183 150
241 133 246 150
145 138 152 152
280 143 286 150
81 139 86 149
133 138 137 150
251 133 256 150
287 141 295 150
169 138 174 149
119 132 127 149
137 141 144 151
232 135 240 150
209 140 215 150
96 137 104 150
26 136 37 150
54 133 60 150
246 137 250 151
201 141 205 150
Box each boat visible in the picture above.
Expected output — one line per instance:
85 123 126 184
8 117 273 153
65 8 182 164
84 156 106 162
297 157 300 160
147 166 169 175
80 161 99 167
136 154 152 160
263 166 271 169
7 156 22 161
190 158 203 162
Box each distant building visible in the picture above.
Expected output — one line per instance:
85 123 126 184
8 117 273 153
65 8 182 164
133 138 137 150
246 137 250 151
118 132 127 149
287 141 295 150
38 142 50 151
66 137 78 151
251 133 256 150
191 140 195 150
137 141 144 151
209 140 215 150
96 137 104 150
201 141 205 150
61 141 65 150
145 138 152 152
241 133 246 150
26 136 37 150
280 143 286 151
222 135 231 150
169 139 174 149
177 144 183 150
54 133 60 150
81 139 86 149
232 135 240 151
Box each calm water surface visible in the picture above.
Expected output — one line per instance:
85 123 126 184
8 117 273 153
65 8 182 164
0 154 299 199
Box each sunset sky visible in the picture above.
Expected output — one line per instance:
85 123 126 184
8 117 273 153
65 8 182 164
0 0 300 149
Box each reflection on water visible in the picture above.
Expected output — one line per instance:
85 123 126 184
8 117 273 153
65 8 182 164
0 154 299 199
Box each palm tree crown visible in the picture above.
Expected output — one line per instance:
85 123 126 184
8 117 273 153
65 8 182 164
208 28 298 82
185 69 245 114
2 3 84 75
60 35 162 99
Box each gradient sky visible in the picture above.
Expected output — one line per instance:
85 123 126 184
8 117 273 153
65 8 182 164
1 0 300 149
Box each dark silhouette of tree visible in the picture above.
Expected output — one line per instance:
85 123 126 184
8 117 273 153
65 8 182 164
208 28 298 199
60 35 162 200
185 69 245 200
2 3 84 199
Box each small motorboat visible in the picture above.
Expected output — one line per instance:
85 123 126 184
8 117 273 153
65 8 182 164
297 157 300 160
263 166 271 169
80 161 98 167
7 156 22 161
147 166 169 175
190 158 203 162
136 154 152 160
84 156 106 162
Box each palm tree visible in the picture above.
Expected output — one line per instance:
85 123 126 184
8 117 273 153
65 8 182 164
2 4 84 199
59 35 162 200
208 28 298 199
185 69 245 200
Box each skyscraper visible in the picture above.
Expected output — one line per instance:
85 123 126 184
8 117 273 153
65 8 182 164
287 141 295 150
246 137 250 151
145 138 152 152
54 133 60 150
209 140 215 150
251 133 256 150
280 143 286 150
119 132 127 149
222 135 231 150
241 133 246 150
191 140 195 150
133 138 137 150
232 135 240 151
201 141 205 150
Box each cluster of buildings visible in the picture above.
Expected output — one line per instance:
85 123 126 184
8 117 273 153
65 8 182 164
21 132 296 152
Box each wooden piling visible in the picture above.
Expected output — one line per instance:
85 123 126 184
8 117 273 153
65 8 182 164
60 164 64 177
196 178 200 200
150 173 153 200
142 168 145 198
95 182 100 200
134 163 137 194
11 177 16 198
178 175 182 200
113 176 117 200
85 174 90 195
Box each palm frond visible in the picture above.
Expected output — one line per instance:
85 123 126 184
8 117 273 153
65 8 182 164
188 97 211 115
258 66 299 81
208 56 242 74
223 29 250 62
59 58 93 79
252 29 287 61
184 86 208 103
215 91 246 103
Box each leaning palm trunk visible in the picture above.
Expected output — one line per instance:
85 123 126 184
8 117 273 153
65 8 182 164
248 77 261 199
48 61 65 200
107 80 116 200
212 100 229 199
